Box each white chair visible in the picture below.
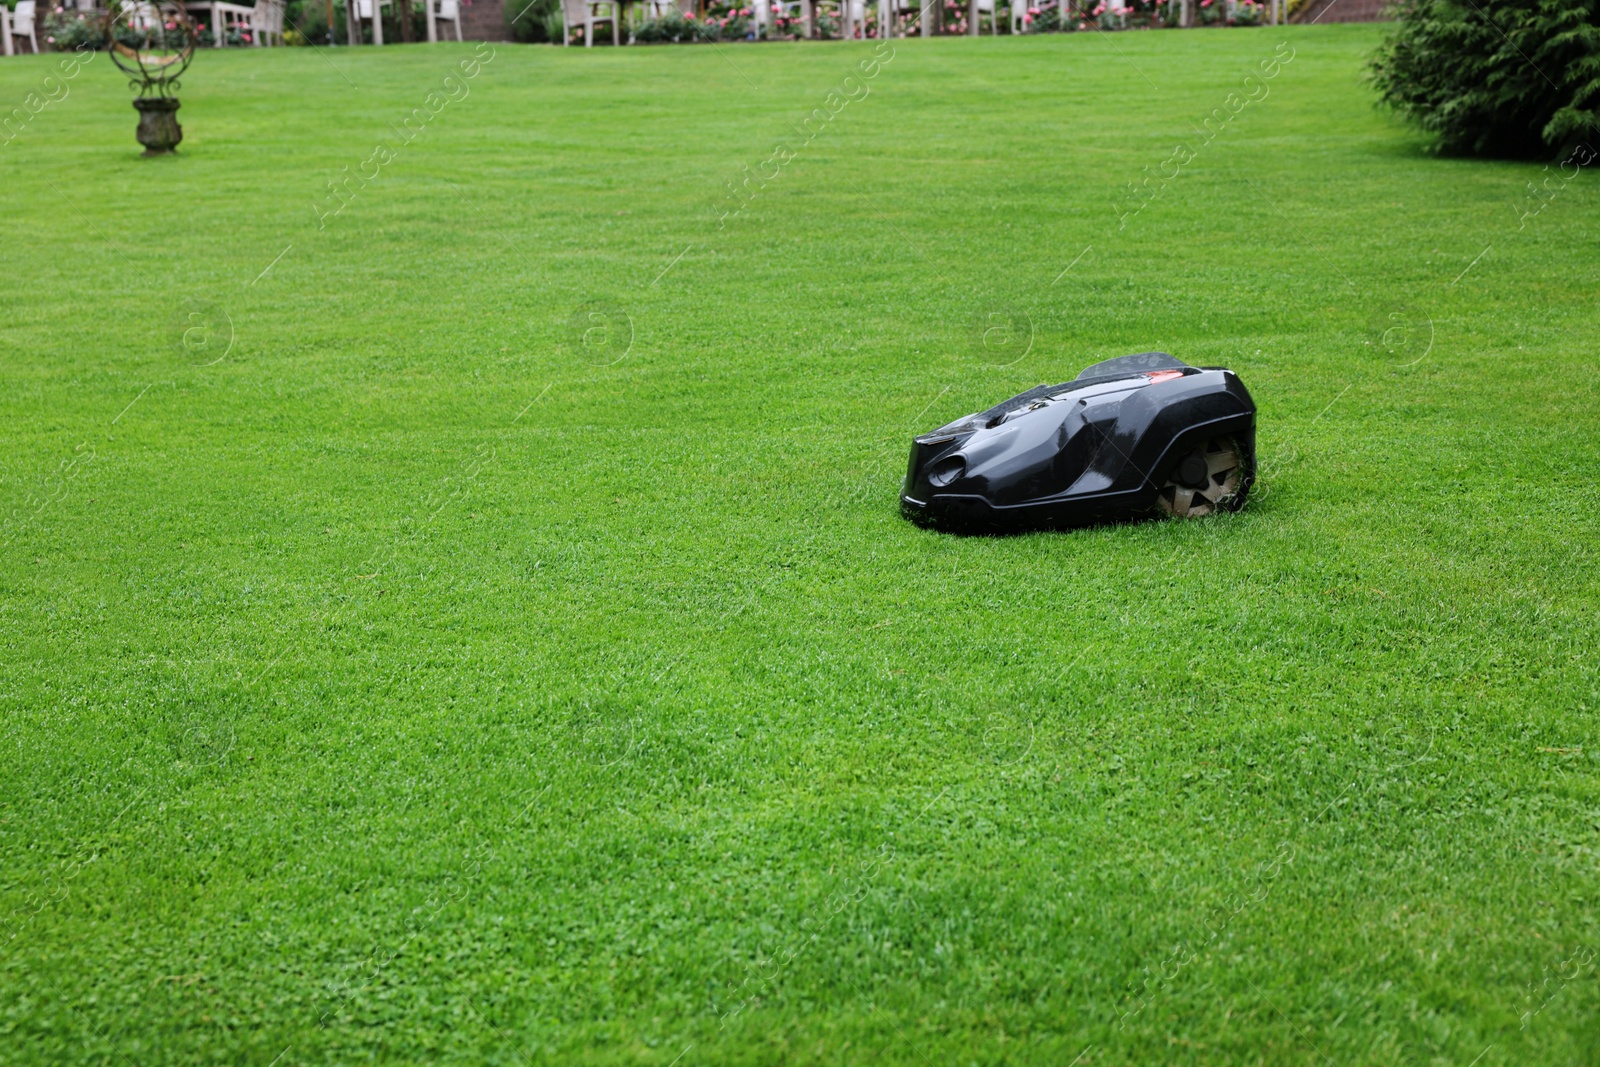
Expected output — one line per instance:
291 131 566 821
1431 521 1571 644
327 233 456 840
8 1 40 54
429 0 462 39
204 2 254 45
219 5 242 37
217 1 254 41
348 0 390 43
561 0 618 46
249 0 285 44
879 0 924 36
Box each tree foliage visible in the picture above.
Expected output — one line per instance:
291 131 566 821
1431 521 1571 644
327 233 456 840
1370 0 1600 158
507 0 562 43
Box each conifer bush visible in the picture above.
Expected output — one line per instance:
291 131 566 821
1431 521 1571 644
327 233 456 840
1370 0 1600 158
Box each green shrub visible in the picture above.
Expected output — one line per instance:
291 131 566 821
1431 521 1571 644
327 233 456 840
284 0 335 45
507 0 562 42
626 10 720 42
43 12 107 50
688 12 722 38
1370 0 1600 158
1230 0 1261 26
665 11 711 39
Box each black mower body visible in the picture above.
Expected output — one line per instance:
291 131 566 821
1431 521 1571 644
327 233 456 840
900 353 1256 532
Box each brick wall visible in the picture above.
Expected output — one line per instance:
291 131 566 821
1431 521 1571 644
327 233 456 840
456 0 513 39
1292 0 1389 23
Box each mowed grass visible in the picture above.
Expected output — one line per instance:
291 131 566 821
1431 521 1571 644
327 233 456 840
3 23 1599 1065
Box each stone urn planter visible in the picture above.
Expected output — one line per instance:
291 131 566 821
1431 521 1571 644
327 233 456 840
133 97 183 156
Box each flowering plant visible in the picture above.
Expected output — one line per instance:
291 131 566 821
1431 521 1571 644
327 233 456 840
1227 0 1260 24
42 9 107 49
704 0 757 36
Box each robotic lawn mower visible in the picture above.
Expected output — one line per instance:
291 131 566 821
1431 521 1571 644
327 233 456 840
901 352 1256 533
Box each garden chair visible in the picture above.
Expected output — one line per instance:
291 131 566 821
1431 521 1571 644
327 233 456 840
211 1 257 42
561 0 619 46
429 0 463 39
560 0 614 44
249 0 285 44
881 0 920 36
6 1 40 54
348 0 389 43
125 0 161 28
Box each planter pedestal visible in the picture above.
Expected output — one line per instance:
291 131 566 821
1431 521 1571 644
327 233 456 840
134 97 182 156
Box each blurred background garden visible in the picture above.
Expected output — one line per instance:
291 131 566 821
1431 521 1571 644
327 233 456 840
3 0 1365 54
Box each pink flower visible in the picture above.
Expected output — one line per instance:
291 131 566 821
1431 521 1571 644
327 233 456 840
1026 6 1038 12
1022 12 1032 21
1091 2 1103 12
46 33 56 40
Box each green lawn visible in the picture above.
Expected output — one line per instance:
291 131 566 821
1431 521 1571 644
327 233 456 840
3 23 1598 1065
